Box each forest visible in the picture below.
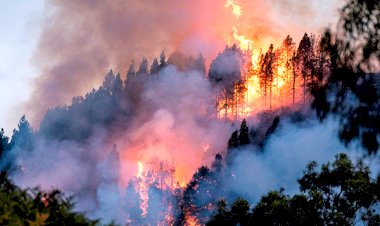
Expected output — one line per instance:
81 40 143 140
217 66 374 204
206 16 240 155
1 0 380 225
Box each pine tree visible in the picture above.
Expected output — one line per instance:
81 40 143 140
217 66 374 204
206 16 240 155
10 115 34 152
260 44 276 109
238 119 250 145
0 129 9 161
150 58 160 74
137 57 149 75
159 51 167 68
227 131 239 149
311 0 380 154
295 33 314 103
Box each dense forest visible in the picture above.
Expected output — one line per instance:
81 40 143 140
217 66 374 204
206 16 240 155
1 0 380 225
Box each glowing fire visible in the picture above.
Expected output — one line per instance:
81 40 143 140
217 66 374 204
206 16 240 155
219 0 302 120
225 0 242 18
184 212 201 226
122 1 307 224
137 161 149 217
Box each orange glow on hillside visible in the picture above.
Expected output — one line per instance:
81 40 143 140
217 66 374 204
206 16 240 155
217 0 303 120
118 1 312 224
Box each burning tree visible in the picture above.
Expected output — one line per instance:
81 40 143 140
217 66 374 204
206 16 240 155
125 159 182 225
209 44 247 120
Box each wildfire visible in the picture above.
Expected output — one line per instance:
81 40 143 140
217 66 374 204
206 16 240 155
184 212 201 226
232 26 252 50
121 1 314 224
219 0 303 119
136 161 149 217
225 0 242 18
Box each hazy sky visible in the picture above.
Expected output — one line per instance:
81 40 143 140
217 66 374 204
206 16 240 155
0 0 343 136
0 0 44 135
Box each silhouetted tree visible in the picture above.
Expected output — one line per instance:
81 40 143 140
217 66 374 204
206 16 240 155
102 70 115 92
112 72 123 97
126 60 136 85
159 51 167 68
137 57 149 75
211 153 224 173
295 33 314 103
252 189 292 225
265 116 280 138
230 198 250 225
280 35 297 104
282 35 296 62
227 131 239 150
9 116 34 154
260 44 276 109
311 0 380 154
298 153 380 225
193 54 206 75
207 153 380 225
0 129 8 162
238 119 250 145
150 58 160 74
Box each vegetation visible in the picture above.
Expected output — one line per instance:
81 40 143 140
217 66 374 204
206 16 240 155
311 0 380 154
0 0 379 224
207 154 380 225
0 172 99 225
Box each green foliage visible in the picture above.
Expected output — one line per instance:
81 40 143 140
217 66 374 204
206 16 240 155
0 172 100 226
207 153 380 225
298 153 380 225
207 198 251 226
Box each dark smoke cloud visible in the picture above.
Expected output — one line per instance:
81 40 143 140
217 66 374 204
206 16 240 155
26 0 342 127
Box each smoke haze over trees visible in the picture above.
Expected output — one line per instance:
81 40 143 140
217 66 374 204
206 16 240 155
0 0 380 225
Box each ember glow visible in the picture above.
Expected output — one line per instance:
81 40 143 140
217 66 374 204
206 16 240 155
218 0 304 119
1 0 347 225
136 161 148 217
225 0 242 18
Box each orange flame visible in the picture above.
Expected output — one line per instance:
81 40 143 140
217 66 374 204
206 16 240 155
225 0 242 18
184 212 201 226
136 161 149 217
220 0 302 119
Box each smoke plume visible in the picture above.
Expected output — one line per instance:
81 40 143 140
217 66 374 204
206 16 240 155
4 0 353 224
27 0 343 126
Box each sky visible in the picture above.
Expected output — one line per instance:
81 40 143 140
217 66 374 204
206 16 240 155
0 0 343 136
0 0 44 135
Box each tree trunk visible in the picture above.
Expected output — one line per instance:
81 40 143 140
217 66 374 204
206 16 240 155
269 82 272 110
303 76 306 104
293 71 296 104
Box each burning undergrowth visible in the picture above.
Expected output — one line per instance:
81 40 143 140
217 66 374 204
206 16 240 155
1 45 367 225
2 0 379 224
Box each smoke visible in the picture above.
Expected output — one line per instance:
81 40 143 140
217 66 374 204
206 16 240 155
4 0 351 224
225 117 344 203
10 65 233 223
26 0 343 126
220 115 380 207
116 66 233 185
